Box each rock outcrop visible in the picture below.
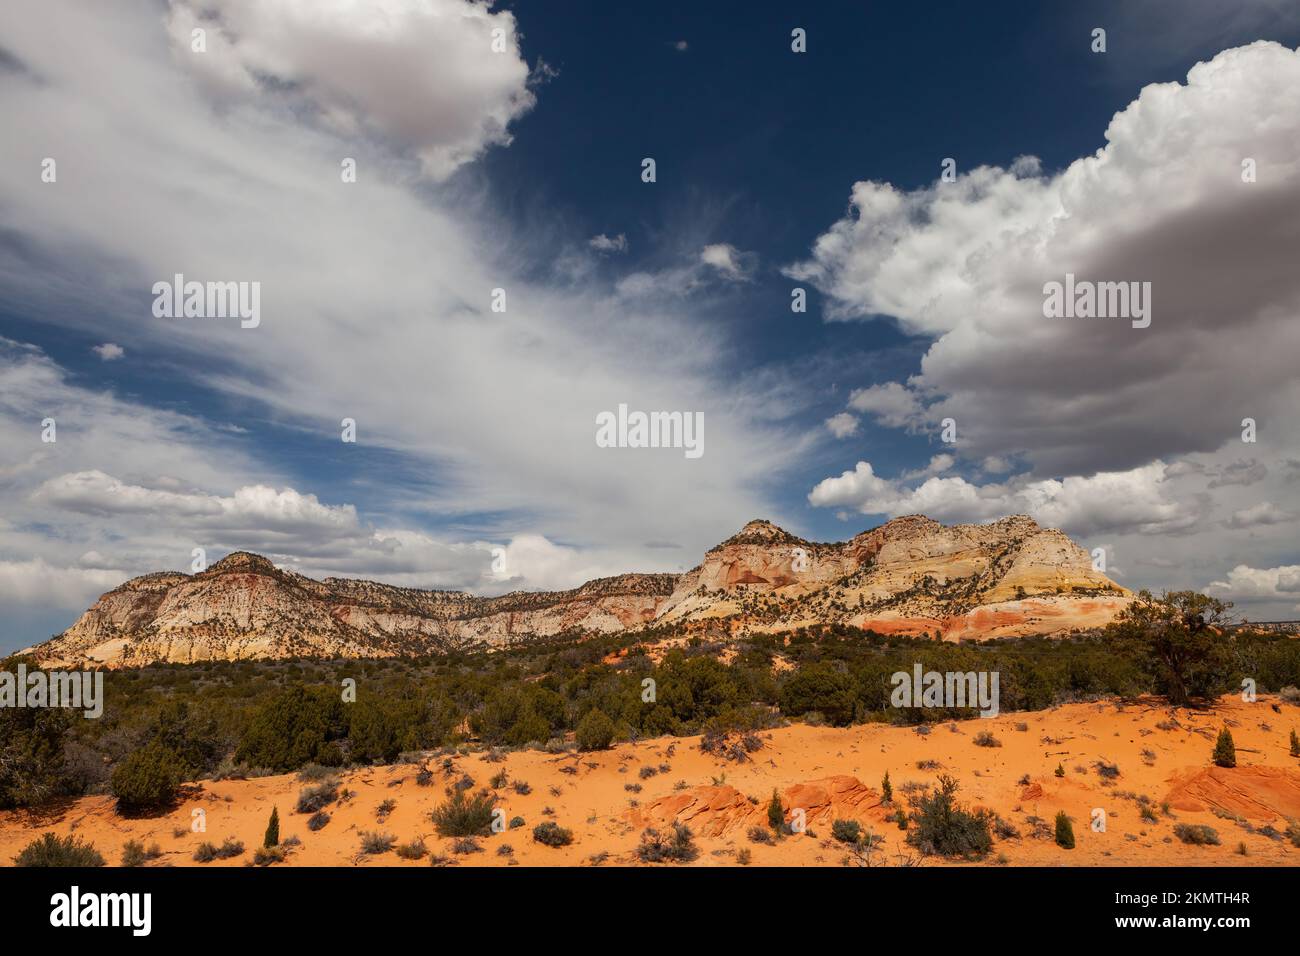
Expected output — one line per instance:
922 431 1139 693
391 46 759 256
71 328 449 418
29 514 1131 667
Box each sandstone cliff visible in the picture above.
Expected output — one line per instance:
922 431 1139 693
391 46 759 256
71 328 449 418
28 515 1130 667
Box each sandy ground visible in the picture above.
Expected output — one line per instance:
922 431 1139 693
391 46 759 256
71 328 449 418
4 693 1299 867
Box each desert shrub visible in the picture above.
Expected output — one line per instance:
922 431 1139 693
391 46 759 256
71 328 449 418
880 771 892 804
636 824 698 863
907 775 992 859
532 822 573 847
296 763 336 782
1213 727 1236 768
1054 811 1075 849
376 798 396 818
193 837 243 863
1174 823 1220 846
14 832 105 867
973 731 1001 748
307 811 330 831
253 845 285 866
831 819 862 844
395 838 427 860
295 781 338 814
1290 729 1299 758
509 815 525 829
1094 761 1120 780
993 816 1020 839
209 758 252 782
121 840 148 867
451 837 482 855
1278 685 1300 704
430 789 496 837
1054 763 1065 778
737 847 752 865
747 825 773 844
263 807 280 847
359 830 395 854
110 742 182 814
575 709 616 751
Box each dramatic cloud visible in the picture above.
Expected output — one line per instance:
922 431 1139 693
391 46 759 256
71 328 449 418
163 0 538 180
790 42 1300 478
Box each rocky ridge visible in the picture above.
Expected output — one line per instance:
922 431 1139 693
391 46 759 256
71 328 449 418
28 514 1130 667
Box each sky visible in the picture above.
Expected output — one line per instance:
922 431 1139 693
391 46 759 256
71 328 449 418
2 0 1300 651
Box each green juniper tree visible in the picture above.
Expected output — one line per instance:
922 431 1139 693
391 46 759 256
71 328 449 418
767 789 784 832
1055 811 1075 849
1213 727 1236 769
264 806 280 848
1105 591 1233 706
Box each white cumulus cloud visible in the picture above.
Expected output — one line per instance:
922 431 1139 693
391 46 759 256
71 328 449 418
163 0 539 180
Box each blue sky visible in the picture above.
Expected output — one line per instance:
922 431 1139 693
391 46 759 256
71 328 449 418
2 0 1300 651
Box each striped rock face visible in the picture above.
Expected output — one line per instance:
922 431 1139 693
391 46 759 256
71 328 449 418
30 515 1130 668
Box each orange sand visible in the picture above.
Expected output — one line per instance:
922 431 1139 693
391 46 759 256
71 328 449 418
3 694 1298 867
